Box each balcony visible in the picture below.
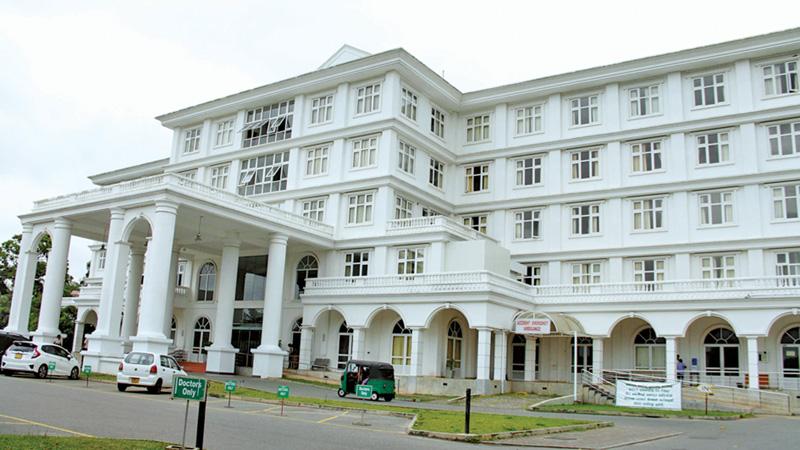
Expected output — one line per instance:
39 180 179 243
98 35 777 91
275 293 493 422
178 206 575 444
386 216 498 242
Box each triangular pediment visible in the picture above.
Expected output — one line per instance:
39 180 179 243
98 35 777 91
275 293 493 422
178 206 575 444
319 45 371 69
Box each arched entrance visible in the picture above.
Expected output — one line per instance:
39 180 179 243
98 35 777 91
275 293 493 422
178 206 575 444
289 318 302 369
684 315 742 386
426 307 474 379
311 308 348 371
192 317 212 362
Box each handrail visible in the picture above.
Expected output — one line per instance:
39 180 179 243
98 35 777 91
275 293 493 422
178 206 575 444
386 216 499 242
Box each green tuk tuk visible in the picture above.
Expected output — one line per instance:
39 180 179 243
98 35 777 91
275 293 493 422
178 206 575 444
337 360 395 401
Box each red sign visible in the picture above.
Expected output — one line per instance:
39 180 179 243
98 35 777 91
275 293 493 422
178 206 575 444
514 318 551 334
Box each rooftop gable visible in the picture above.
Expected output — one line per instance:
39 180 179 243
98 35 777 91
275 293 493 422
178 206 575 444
318 44 371 69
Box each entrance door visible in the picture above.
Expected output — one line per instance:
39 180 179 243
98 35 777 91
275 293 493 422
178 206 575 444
781 327 800 390
511 335 526 380
337 322 353 370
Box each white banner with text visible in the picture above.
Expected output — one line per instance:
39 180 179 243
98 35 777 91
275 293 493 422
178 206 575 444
615 380 682 410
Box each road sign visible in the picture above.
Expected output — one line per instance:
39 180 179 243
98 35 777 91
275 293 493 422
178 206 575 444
82 365 92 375
224 380 237 393
277 385 290 399
355 385 373 399
697 383 714 395
172 376 208 401
47 362 56 372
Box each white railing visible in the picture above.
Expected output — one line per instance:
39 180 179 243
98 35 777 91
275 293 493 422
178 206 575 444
533 276 800 303
32 173 333 237
174 286 188 296
386 216 499 242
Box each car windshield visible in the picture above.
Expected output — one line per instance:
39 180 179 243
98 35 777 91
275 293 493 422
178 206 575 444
124 352 154 365
8 343 34 353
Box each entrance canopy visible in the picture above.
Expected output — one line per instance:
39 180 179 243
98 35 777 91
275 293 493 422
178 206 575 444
512 311 585 336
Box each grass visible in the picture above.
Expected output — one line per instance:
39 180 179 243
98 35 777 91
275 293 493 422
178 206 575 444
535 403 747 418
282 374 446 402
0 435 170 449
413 411 585 435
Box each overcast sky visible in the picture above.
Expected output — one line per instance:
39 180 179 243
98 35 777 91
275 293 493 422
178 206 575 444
1 0 797 278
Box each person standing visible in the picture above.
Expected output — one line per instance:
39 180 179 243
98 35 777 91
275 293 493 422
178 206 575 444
677 357 686 381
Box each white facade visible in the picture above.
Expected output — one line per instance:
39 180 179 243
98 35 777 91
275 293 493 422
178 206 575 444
5 34 800 395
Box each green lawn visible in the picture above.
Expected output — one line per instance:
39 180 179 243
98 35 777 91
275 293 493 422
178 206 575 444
535 403 747 418
413 410 585 435
0 435 170 449
282 374 447 402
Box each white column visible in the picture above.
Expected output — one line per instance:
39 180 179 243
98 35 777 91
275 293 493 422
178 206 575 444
665 337 677 382
162 249 179 336
524 336 537 382
5 223 36 335
252 234 288 378
32 218 71 344
131 201 178 354
121 246 146 342
206 236 241 374
298 326 313 370
493 331 508 385
476 328 492 380
592 338 604 383
351 327 365 360
72 321 85 353
87 209 128 356
409 328 424 377
747 337 760 390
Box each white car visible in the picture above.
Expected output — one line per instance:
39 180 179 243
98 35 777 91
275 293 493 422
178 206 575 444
116 352 186 394
2 341 80 379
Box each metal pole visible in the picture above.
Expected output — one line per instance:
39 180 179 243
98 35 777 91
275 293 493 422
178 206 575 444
181 400 189 449
573 331 578 401
227 391 232 408
196 399 207 449
464 388 471 434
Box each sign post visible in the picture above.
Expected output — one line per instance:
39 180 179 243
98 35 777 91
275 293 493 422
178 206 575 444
355 385 373 400
697 384 714 415
224 380 237 408
172 376 208 449
464 388 472 434
83 365 92 387
277 385 290 416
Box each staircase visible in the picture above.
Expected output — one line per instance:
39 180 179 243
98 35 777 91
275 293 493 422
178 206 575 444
581 371 615 405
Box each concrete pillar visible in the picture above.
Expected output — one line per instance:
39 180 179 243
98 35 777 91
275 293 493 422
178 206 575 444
131 201 178 354
298 326 313 370
32 218 72 343
592 338 604 383
88 209 128 356
493 330 508 384
72 321 85 353
5 223 36 335
665 337 677 382
252 234 289 378
351 327 365 360
409 328 424 377
161 249 179 338
121 246 146 342
206 235 241 374
747 337 760 390
476 328 492 380
524 336 537 381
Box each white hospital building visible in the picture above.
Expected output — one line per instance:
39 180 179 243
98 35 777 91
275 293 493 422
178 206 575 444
5 29 800 397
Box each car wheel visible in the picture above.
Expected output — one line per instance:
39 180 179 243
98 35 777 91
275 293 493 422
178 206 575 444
3 370 13 377
69 367 79 380
148 379 163 394
337 389 346 398
117 383 127 392
370 392 379 401
36 364 48 379
384 395 394 402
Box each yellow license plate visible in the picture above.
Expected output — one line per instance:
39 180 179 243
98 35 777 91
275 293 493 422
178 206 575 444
131 377 140 384
15 353 22 359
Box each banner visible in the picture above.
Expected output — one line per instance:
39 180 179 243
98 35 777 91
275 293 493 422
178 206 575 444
615 380 682 410
514 318 551 334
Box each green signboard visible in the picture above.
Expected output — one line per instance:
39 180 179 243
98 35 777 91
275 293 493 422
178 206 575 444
47 361 56 372
277 385 290 399
355 385 373 399
82 365 92 375
224 380 237 393
172 376 208 401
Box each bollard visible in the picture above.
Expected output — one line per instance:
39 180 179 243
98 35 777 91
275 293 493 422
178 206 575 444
196 399 207 449
465 388 471 434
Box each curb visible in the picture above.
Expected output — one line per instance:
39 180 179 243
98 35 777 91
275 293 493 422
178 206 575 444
530 407 748 420
408 421 613 443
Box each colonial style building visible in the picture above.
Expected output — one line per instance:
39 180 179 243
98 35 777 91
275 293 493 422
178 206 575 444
6 29 800 396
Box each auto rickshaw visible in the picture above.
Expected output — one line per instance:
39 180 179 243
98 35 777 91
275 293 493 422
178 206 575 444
337 360 395 401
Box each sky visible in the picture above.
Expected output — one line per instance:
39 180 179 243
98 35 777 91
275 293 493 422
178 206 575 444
0 0 797 279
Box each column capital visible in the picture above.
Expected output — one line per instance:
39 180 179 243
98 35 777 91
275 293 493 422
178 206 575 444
130 245 147 256
154 200 179 215
53 217 72 230
223 232 241 248
269 234 289 246
109 208 126 221
21 223 34 234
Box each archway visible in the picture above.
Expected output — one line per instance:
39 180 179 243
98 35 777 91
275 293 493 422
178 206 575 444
765 313 800 390
311 308 349 370
606 316 664 376
363 308 407 372
191 316 212 363
426 307 474 379
684 314 741 386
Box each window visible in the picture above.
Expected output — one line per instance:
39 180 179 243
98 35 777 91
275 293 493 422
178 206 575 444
633 198 664 231
96 250 106 271
398 141 415 174
518 264 542 286
631 141 662 173
347 191 374 224
337 322 353 369
572 262 601 285
570 149 599 180
351 136 378 169
776 251 800 282
429 158 444 189
301 198 326 222
344 251 369 277
515 105 543 135
699 191 734 225
170 316 177 344
514 209 541 240
781 327 800 378
571 203 601 235
197 262 216 301
465 163 490 193
400 88 417 121
397 247 424 275
305 144 329 176
704 328 739 376
209 164 229 190
391 320 412 366
571 336 593 373
462 214 488 234
176 260 187 287
183 127 201 154
446 321 462 370
296 255 318 294
421 206 442 217
430 108 445 138
192 317 211 360
310 94 334 125
466 114 490 143
570 95 599 126
701 255 736 280
696 132 730 165
763 60 799 96
692 73 726 107
241 100 294 147
395 195 414 219
178 170 197 180
214 119 234 147
238 151 289 196
773 184 799 220
634 259 665 290
767 121 800 157
629 85 661 117
515 156 543 186
355 83 381 115
634 328 666 370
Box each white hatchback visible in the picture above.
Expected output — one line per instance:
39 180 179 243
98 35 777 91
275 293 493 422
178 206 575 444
1 341 80 379
116 352 186 394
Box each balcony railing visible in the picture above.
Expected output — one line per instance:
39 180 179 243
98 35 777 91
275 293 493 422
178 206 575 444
386 216 498 242
32 173 334 237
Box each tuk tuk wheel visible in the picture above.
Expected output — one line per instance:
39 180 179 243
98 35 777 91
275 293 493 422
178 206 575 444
337 389 346 398
370 392 379 401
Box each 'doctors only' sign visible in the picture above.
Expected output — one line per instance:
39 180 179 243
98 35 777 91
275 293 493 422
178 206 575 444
615 380 682 410
172 376 208 402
